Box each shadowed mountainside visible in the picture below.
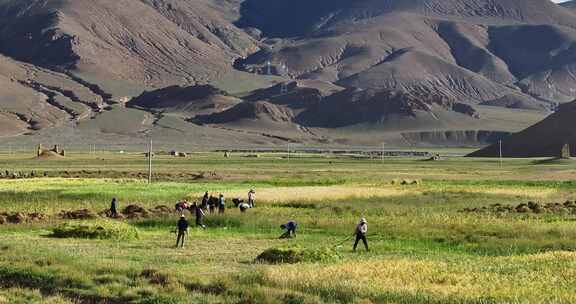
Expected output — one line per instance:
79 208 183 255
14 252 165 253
0 0 573 148
468 101 576 157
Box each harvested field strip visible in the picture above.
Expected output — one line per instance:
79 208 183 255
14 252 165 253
216 186 416 204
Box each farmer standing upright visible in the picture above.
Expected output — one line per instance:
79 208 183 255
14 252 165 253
353 218 369 251
110 197 118 217
218 194 226 214
176 215 189 248
248 189 256 208
194 202 206 228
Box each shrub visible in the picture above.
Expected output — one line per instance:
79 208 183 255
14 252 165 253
51 220 140 240
255 247 341 264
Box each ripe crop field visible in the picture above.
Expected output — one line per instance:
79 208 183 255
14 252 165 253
0 152 576 303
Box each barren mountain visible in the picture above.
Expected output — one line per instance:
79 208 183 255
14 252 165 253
468 101 576 157
236 0 576 107
0 53 105 137
0 0 256 87
0 0 573 148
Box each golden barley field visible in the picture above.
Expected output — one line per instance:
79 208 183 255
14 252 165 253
0 152 575 303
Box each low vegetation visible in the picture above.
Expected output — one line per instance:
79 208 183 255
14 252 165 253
0 153 576 302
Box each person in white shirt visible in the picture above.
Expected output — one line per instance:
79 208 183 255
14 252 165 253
248 189 256 208
353 218 369 251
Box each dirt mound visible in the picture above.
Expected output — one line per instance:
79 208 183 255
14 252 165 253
462 201 576 214
35 151 64 160
59 209 97 220
0 212 47 224
391 179 421 185
122 205 149 219
193 171 224 181
149 205 172 214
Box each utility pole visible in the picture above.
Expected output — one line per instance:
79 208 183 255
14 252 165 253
287 143 291 162
381 142 385 163
280 63 289 94
148 139 153 184
498 140 503 168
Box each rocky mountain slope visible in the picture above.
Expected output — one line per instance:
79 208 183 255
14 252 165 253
237 0 576 105
0 0 573 148
0 0 257 87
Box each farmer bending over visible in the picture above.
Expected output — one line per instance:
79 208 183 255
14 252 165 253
239 202 251 213
280 220 297 238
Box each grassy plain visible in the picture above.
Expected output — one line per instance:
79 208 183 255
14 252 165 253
0 152 576 303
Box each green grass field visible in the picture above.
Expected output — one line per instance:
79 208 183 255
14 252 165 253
1 152 576 303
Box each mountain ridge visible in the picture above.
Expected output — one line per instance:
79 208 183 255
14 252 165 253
0 0 572 148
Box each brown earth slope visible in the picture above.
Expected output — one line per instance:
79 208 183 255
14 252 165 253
0 54 105 137
236 0 576 106
468 101 576 158
0 0 573 147
0 0 257 87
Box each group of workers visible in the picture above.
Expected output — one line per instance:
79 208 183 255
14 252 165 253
173 189 256 248
110 189 369 251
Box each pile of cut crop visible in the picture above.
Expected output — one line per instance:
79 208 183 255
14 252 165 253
255 247 341 264
51 220 140 240
0 212 46 224
462 201 576 214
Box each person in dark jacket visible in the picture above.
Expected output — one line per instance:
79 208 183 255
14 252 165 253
208 196 216 214
194 202 206 228
353 218 368 251
201 192 209 210
176 215 189 248
110 198 118 217
218 194 226 214
280 220 297 238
